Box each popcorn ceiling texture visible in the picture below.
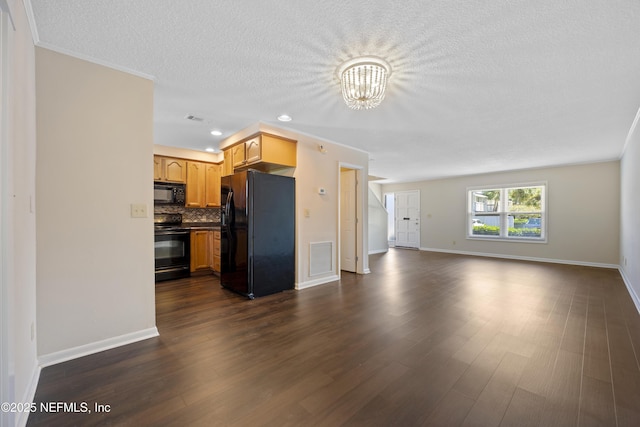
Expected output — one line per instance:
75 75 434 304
29 0 640 183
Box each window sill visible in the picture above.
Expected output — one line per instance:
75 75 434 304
466 235 547 244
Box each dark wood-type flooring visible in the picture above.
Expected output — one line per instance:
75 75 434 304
28 250 640 426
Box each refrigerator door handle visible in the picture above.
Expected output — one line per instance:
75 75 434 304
224 191 233 224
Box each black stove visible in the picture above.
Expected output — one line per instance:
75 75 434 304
154 213 190 281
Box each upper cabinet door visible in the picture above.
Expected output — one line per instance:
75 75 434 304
154 155 187 183
164 158 187 182
205 163 222 207
245 136 261 164
153 156 163 181
232 144 246 168
223 149 233 176
185 161 206 207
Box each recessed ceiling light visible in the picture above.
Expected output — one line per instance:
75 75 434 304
277 114 292 122
205 147 216 153
210 130 222 136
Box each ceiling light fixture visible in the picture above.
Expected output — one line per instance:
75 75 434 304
210 130 222 136
277 114 292 122
205 147 216 153
337 56 391 110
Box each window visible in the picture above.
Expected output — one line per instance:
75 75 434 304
467 184 546 241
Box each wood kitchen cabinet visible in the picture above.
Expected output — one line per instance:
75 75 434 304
212 230 221 272
222 132 297 174
186 161 222 208
222 149 233 176
245 133 296 168
191 229 220 273
190 230 212 272
232 143 246 169
185 161 206 207
205 163 221 207
245 136 261 164
154 155 187 183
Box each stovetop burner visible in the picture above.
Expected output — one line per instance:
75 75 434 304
154 213 182 226
154 213 187 232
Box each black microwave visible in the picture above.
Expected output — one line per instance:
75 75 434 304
154 182 186 205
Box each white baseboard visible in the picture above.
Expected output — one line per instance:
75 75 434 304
38 327 159 368
419 247 619 269
17 362 41 427
296 275 340 290
619 267 640 315
368 248 388 255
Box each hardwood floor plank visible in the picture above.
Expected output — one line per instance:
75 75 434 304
349 354 470 426
310 361 409 426
537 349 583 427
422 389 475 426
452 333 511 400
578 375 616 427
460 352 529 427
499 387 546 427
582 297 612 383
610 365 640 426
518 346 559 397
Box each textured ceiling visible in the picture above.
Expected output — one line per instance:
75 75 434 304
28 0 640 183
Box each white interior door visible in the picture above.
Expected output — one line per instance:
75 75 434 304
395 190 420 248
340 169 357 272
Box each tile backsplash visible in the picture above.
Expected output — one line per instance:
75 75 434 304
155 205 221 223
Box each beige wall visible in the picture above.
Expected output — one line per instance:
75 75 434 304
35 48 156 359
383 161 620 266
221 123 370 288
2 0 38 420
620 112 640 310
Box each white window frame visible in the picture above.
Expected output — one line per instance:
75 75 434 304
466 182 547 243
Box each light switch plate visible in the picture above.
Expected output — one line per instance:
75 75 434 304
130 203 148 218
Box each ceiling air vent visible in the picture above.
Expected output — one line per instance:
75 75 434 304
185 115 204 122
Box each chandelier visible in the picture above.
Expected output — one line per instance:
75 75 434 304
337 56 391 110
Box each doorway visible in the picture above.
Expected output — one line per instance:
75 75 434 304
340 168 357 272
389 190 420 249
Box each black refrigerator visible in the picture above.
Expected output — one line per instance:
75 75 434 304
221 170 295 299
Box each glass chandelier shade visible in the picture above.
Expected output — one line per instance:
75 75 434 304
338 56 391 110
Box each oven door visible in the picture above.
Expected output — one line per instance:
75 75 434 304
155 230 190 281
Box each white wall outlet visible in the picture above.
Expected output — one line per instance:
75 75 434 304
130 203 148 218
304 208 311 218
